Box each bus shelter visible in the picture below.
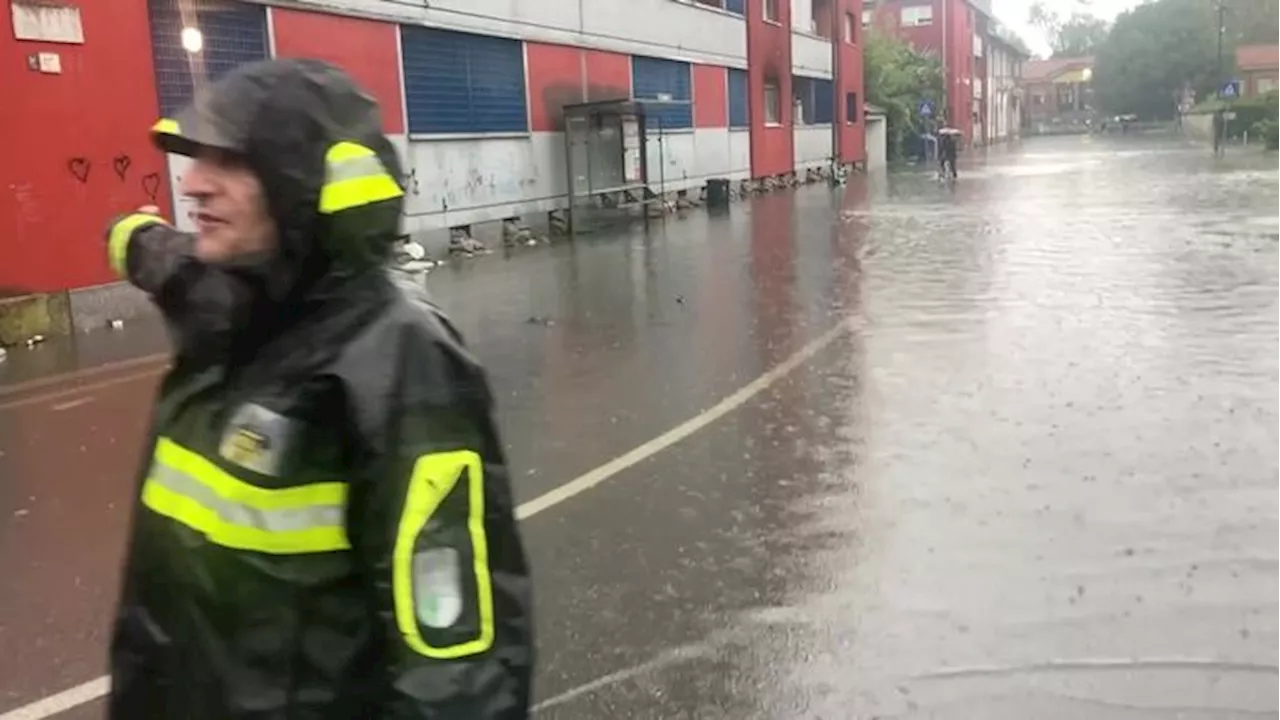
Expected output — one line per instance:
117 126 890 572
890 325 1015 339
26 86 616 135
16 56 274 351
561 98 690 237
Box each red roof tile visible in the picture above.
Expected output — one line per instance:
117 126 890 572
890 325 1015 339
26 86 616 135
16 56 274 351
1236 45 1278 72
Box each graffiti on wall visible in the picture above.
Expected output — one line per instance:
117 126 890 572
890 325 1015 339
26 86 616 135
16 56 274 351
64 153 162 203
67 157 91 183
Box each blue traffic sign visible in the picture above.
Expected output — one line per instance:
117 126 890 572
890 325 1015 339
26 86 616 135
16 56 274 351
1219 80 1241 99
919 100 935 118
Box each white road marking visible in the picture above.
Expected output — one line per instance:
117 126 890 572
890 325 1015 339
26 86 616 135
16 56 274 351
0 678 108 720
49 397 93 412
0 318 854 720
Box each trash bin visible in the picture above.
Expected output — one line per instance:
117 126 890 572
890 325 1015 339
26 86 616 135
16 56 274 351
705 178 730 209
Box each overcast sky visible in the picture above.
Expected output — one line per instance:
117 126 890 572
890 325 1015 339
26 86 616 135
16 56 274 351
991 0 1145 57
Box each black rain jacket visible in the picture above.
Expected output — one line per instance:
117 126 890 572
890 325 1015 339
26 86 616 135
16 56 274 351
104 59 533 719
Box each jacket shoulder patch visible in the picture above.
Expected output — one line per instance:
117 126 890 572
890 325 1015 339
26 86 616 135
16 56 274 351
218 403 298 476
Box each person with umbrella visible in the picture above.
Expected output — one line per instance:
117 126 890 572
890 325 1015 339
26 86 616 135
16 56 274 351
937 125 961 180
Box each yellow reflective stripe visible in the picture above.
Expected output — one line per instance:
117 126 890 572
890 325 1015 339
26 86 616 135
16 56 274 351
392 450 495 659
108 213 166 276
151 118 181 136
318 140 403 214
141 437 350 554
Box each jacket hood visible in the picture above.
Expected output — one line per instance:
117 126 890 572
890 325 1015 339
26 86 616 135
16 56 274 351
153 59 405 312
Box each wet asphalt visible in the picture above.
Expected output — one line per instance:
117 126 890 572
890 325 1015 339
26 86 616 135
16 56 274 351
0 134 1277 719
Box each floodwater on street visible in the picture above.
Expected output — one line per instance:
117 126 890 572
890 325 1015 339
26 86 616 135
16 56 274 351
0 134 1276 719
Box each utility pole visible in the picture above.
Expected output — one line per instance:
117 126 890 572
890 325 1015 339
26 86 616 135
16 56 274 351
1213 1 1226 155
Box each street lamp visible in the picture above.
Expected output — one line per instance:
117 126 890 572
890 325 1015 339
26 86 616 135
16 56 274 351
181 26 203 54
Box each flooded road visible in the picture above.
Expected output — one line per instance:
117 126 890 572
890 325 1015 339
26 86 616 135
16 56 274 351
1 135 1276 718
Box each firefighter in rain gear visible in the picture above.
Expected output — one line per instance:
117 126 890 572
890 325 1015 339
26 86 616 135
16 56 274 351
104 59 533 718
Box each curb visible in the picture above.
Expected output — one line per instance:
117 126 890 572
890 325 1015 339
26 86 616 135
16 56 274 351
0 292 70 347
0 282 157 348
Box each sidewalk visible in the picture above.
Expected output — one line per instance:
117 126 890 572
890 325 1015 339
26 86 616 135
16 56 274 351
0 317 170 392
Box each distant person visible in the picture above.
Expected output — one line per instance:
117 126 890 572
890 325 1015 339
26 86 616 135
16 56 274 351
102 59 533 718
937 127 960 180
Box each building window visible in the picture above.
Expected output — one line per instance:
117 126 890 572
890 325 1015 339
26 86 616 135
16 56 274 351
401 25 528 134
900 5 933 27
728 68 749 128
861 8 872 26
763 0 780 23
845 91 858 124
725 0 745 14
814 78 833 123
764 80 781 124
1056 84 1075 110
794 76 833 125
632 55 693 129
844 11 857 43
810 0 831 37
1257 77 1277 94
972 33 983 57
148 0 268 116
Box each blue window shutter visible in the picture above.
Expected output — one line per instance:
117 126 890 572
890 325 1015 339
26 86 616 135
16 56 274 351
147 0 268 116
725 0 745 14
728 69 749 128
402 26 528 134
631 56 692 130
814 78 834 124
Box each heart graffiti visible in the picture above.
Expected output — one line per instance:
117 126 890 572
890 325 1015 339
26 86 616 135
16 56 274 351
113 155 132 181
141 173 161 202
67 157 91 183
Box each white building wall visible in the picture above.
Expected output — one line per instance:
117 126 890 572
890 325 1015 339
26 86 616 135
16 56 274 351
793 125 832 169
694 129 753 182
263 0 751 235
985 43 1020 143
865 114 887 170
279 0 747 67
791 32 833 78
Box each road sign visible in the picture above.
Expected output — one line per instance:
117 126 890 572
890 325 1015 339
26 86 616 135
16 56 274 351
1219 80 1240 99
919 100 935 118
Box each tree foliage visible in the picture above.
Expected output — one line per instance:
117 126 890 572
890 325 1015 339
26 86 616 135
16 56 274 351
1092 0 1279 119
1028 2 1110 58
1093 0 1214 118
1223 0 1280 45
863 30 944 159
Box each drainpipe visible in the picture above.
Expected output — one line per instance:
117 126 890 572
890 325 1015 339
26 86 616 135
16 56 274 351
830 0 841 170
941 0 948 125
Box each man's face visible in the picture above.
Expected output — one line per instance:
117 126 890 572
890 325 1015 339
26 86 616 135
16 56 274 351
180 147 277 264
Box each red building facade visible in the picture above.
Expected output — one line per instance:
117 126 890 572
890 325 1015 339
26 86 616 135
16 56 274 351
864 0 991 145
1 0 865 297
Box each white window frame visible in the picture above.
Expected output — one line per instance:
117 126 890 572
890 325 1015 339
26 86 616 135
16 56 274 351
900 5 933 27
764 81 782 125
861 8 872 26
763 0 780 23
844 11 856 43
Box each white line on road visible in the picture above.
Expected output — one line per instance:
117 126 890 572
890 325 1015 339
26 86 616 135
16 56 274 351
0 678 108 720
0 318 855 720
50 397 93 412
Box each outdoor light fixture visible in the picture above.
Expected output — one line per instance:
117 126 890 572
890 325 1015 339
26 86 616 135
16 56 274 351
181 26 203 53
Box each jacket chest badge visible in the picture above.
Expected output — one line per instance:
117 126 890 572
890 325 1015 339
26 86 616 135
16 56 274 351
218 403 297 476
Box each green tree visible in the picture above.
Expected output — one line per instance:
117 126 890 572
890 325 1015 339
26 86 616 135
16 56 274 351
1028 2 1110 57
1092 0 1278 119
1224 0 1279 45
1094 0 1214 118
863 30 944 159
